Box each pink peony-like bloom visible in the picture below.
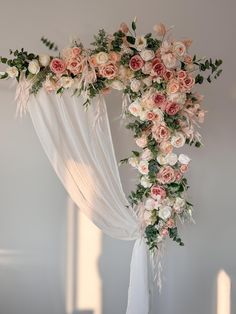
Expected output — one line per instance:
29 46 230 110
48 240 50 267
152 57 166 76
99 62 118 79
165 101 180 116
120 22 129 34
109 51 120 63
153 93 166 106
157 165 175 184
129 55 144 71
150 185 166 200
152 123 170 142
50 58 66 74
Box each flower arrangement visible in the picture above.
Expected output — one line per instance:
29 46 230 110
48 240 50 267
0 20 222 251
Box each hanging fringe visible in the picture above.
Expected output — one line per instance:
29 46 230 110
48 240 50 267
15 72 32 117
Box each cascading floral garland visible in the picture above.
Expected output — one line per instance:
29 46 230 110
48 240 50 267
0 20 222 251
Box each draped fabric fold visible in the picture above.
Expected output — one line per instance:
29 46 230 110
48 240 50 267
28 90 150 314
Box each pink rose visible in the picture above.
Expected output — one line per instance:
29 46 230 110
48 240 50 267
152 124 170 142
165 101 180 116
67 57 83 75
99 62 118 79
120 22 129 34
157 166 175 184
136 135 147 148
141 148 152 161
150 185 166 200
177 70 187 80
129 55 144 71
50 58 66 74
152 57 166 76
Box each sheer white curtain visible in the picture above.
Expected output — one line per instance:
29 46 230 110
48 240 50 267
28 90 150 314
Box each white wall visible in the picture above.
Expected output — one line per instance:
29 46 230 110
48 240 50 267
0 0 235 313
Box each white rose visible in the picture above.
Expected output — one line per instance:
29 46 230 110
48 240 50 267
139 109 148 121
145 198 159 210
110 80 124 90
165 153 178 166
39 54 51 67
159 206 172 220
6 66 18 78
143 210 152 224
157 154 167 165
140 49 155 61
130 78 141 93
178 154 191 165
135 36 147 51
140 176 152 188
138 160 149 175
95 52 109 65
28 59 40 74
171 132 186 148
162 197 174 207
168 92 186 105
60 76 74 89
161 53 177 69
141 148 153 161
128 100 141 117
128 157 139 168
173 41 186 58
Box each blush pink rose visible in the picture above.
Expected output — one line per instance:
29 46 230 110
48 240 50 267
150 185 166 200
50 58 66 74
99 62 118 79
167 79 179 94
129 55 144 71
153 93 166 106
152 124 170 142
157 166 175 184
136 135 147 148
120 22 129 34
175 171 183 181
165 101 180 115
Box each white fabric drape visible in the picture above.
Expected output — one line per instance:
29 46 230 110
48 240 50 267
28 90 149 314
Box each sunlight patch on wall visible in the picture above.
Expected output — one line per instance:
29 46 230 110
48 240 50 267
217 270 231 314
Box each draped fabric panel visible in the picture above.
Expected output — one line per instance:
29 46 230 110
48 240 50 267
28 90 149 314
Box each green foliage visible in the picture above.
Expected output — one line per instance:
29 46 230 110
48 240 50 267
129 184 149 206
30 69 50 95
194 58 223 84
145 224 159 250
164 113 181 130
41 37 58 51
169 227 184 246
111 31 125 52
120 53 132 66
126 120 150 137
91 29 109 53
